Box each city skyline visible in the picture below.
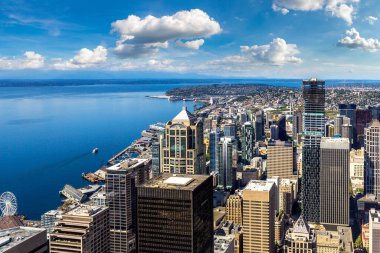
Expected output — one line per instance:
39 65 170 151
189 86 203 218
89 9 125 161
0 0 380 79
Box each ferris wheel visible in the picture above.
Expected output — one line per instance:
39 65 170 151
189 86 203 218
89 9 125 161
0 192 18 217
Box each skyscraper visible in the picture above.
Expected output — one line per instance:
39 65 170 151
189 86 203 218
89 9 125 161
369 208 380 253
137 174 213 253
302 78 325 223
242 180 275 253
49 205 109 253
209 129 222 173
293 110 303 140
334 115 344 136
160 106 206 175
241 122 255 164
254 110 265 141
356 109 372 147
151 141 160 178
320 137 350 226
224 123 237 138
217 137 236 190
365 120 380 200
267 140 295 179
270 124 280 140
106 158 150 253
277 115 288 141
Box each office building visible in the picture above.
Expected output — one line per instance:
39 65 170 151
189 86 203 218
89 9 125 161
334 115 344 136
350 148 365 194
226 194 243 225
275 212 285 246
254 110 265 141
369 209 380 253
106 158 150 253
49 205 109 253
241 122 255 164
137 174 213 253
151 141 161 178
279 179 297 215
302 78 325 223
369 106 380 121
325 123 335 137
277 115 288 141
339 104 356 126
218 137 236 190
315 227 354 253
41 210 60 233
224 123 237 138
160 106 206 174
342 124 353 146
0 227 48 253
283 215 316 253
242 180 275 253
270 124 279 140
365 120 380 200
320 137 350 226
210 129 222 173
267 140 295 179
293 110 303 139
356 109 372 148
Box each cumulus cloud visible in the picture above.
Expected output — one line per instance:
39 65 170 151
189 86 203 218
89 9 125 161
240 38 302 65
53 46 107 69
111 9 221 58
337 28 380 52
175 39 205 50
0 51 44 70
365 16 378 25
272 0 359 25
325 0 358 25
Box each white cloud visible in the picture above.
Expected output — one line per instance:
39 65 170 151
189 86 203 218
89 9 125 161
0 51 44 70
325 0 358 25
365 16 378 25
111 9 221 58
240 38 302 65
337 28 380 52
272 4 290 15
272 0 324 12
53 46 107 70
272 0 359 25
175 39 205 50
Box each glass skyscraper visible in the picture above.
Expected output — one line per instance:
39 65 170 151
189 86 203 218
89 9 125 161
301 78 325 223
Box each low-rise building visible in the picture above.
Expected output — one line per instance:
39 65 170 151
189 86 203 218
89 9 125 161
0 226 48 253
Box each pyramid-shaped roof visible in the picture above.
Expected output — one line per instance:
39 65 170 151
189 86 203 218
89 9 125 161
293 215 310 234
172 106 197 123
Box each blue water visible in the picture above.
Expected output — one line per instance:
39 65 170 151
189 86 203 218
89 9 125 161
1 79 379 220
0 82 200 219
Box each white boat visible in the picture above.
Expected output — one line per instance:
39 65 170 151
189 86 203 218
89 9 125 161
92 148 99 154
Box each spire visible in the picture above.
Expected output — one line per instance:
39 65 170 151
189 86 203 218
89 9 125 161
293 215 310 234
172 106 196 123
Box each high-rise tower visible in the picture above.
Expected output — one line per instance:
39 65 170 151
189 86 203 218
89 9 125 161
302 78 325 223
160 107 206 175
320 137 350 226
365 120 380 200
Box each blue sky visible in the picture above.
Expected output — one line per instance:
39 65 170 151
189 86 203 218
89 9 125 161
0 0 380 79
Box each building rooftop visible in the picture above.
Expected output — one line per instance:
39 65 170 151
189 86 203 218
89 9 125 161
370 208 380 222
65 204 107 217
140 173 210 191
0 227 46 252
0 216 23 230
172 106 197 123
320 137 350 149
244 180 274 192
107 158 148 172
214 235 234 253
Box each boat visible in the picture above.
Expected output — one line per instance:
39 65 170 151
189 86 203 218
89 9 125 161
92 148 99 154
